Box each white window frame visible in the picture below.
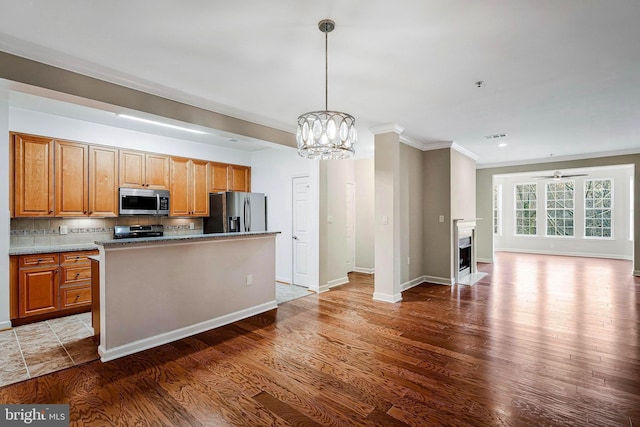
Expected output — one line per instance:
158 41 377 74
493 184 502 236
584 178 614 239
545 180 575 238
514 183 537 236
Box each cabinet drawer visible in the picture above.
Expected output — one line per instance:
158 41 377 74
19 253 59 268
61 285 91 309
61 251 97 266
60 265 92 286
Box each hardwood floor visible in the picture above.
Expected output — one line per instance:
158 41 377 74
1 252 638 426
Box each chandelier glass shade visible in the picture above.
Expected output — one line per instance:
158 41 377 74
296 19 357 160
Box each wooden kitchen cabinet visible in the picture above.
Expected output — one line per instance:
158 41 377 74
229 165 251 192
56 141 119 218
55 140 89 217
17 253 60 318
119 150 170 190
11 250 98 325
170 157 209 216
209 162 229 192
89 145 119 217
12 133 55 217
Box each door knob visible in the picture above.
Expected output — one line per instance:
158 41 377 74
292 236 298 240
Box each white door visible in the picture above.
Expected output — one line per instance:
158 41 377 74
346 182 356 272
292 176 311 287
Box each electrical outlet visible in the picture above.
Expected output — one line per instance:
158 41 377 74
189 222 195 230
59 225 68 235
246 274 253 286
439 215 445 223
383 215 389 225
327 215 334 223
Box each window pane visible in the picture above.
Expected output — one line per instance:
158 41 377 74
584 179 613 239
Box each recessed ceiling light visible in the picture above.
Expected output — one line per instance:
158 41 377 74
498 142 508 148
228 138 239 143
116 113 207 135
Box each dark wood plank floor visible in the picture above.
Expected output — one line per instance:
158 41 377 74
1 252 639 426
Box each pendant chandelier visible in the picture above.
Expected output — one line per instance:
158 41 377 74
296 19 357 159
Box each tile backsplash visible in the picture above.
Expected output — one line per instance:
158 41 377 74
10 217 204 247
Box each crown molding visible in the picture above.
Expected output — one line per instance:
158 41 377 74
477 147 640 169
369 123 405 135
451 143 479 161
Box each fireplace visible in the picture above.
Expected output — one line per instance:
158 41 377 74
454 219 477 283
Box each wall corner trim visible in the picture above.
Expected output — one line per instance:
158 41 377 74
372 292 402 303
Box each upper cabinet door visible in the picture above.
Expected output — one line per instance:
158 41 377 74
13 134 55 217
145 153 170 190
209 162 229 192
229 165 251 192
169 157 191 216
55 140 89 217
89 146 118 217
119 150 169 190
119 150 145 188
190 160 209 217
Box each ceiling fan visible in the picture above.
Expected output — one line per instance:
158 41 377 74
532 170 588 179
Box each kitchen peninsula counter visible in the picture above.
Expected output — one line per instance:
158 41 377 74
94 231 279 362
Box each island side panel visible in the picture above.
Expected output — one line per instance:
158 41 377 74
101 236 276 356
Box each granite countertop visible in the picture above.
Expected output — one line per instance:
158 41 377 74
9 243 100 256
95 231 281 248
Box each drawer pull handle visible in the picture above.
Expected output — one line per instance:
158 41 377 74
37 258 43 262
76 256 80 260
76 295 80 299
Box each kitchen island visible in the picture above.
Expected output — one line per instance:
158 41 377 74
94 231 279 362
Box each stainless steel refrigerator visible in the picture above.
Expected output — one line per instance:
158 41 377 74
203 192 267 233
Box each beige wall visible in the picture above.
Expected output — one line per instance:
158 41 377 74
319 160 355 290
476 154 640 274
422 148 453 282
451 149 477 221
355 159 375 272
400 143 425 284
101 236 276 360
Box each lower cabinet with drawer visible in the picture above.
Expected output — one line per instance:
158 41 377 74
9 250 98 325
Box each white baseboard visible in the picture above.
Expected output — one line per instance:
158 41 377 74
477 257 493 264
423 275 454 286
0 320 12 331
353 267 374 274
496 248 632 260
400 276 426 292
372 292 402 303
327 276 350 289
98 300 278 362
634 270 640 277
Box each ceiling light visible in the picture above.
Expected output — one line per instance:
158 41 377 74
296 19 357 160
116 114 207 135
498 142 508 147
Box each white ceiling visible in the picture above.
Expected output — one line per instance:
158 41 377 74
1 1 640 165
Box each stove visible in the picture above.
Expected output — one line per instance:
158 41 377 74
114 224 164 239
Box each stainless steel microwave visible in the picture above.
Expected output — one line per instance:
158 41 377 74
119 188 170 216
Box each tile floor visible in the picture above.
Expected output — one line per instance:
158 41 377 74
0 313 98 388
275 282 314 304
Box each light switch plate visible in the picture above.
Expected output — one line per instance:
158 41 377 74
439 215 445 223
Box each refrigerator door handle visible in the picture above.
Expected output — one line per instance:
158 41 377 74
246 197 252 231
